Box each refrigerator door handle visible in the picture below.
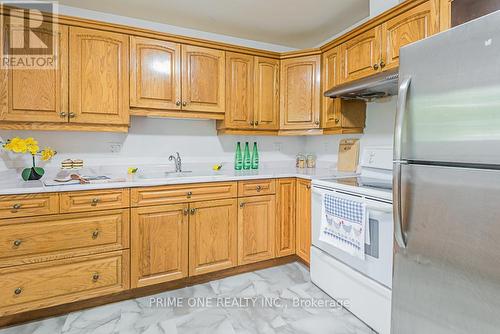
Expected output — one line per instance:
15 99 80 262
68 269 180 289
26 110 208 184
393 162 407 248
393 76 412 161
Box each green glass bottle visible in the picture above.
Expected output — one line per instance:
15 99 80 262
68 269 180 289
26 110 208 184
235 142 243 170
251 142 259 169
243 142 252 170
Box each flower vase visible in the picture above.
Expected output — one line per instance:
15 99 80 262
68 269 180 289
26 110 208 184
21 156 45 181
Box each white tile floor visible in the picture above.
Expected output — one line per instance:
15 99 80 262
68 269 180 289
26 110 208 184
0 262 376 334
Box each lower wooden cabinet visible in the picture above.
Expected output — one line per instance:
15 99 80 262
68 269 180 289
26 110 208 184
189 199 238 276
238 195 276 265
131 204 189 288
296 179 312 264
275 178 296 257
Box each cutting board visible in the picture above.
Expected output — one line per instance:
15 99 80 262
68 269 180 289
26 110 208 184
337 139 360 172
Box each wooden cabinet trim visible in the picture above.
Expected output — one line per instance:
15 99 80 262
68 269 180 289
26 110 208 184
0 193 59 219
59 189 130 213
238 179 276 197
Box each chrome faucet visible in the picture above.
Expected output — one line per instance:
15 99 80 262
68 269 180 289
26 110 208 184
169 152 182 172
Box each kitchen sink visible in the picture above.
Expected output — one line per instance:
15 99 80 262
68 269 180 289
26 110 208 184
136 170 193 180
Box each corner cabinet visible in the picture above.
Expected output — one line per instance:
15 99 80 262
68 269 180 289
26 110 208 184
69 27 130 126
296 179 311 264
280 55 321 130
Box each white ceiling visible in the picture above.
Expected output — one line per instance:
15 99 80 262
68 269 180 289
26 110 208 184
57 0 370 49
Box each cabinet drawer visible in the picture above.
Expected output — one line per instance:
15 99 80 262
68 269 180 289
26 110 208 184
0 210 129 267
131 182 237 207
60 189 129 213
0 250 129 316
238 179 276 197
0 193 59 219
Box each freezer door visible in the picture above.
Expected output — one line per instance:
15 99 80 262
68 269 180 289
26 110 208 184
392 164 500 334
398 10 500 165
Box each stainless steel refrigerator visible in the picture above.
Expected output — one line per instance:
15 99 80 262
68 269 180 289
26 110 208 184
392 10 500 334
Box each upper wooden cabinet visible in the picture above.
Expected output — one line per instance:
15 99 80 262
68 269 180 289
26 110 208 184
130 37 181 111
339 26 382 83
181 45 225 114
254 57 280 130
280 55 321 130
69 27 129 125
381 1 438 70
0 24 68 123
224 52 254 129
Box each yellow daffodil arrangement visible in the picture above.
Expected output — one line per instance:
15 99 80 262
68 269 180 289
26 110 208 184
1 137 57 181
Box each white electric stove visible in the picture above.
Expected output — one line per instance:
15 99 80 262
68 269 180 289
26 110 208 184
311 147 393 334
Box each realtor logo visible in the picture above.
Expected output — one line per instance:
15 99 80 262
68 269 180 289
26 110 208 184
0 1 58 69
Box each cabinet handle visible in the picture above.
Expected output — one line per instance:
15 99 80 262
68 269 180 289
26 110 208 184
190 208 196 215
12 203 21 210
68 112 76 119
250 121 255 126
176 100 181 106
91 198 100 206
92 273 100 282
240 202 245 208
59 112 67 118
373 63 379 70
255 121 259 126
380 60 386 68
183 208 189 216
256 185 262 192
314 121 320 125
306 185 311 190
335 118 340 124
182 101 188 107
13 239 22 247
186 191 193 198
14 288 22 295
92 230 99 239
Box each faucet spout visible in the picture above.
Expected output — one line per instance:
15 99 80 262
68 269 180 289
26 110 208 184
168 152 182 172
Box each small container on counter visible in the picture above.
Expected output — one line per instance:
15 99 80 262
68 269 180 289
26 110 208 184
296 153 306 169
306 154 316 168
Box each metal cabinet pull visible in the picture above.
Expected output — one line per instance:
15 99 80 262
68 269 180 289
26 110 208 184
92 230 99 239
256 185 262 192
255 121 259 126
68 112 76 118
175 100 181 106
334 118 340 124
12 203 21 210
183 208 189 216
60 112 67 118
14 288 22 295
91 198 100 206
240 202 245 208
250 121 255 126
190 208 196 215
314 121 320 125
182 101 187 107
306 185 311 190
13 239 22 247
373 63 379 70
186 191 193 198
92 273 100 282
380 60 386 68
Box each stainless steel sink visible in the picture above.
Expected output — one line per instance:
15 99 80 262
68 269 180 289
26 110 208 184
136 170 193 180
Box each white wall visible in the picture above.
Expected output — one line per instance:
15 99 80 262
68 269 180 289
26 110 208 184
370 0 401 17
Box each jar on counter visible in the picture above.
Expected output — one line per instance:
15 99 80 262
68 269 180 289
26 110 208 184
296 153 306 169
306 154 316 168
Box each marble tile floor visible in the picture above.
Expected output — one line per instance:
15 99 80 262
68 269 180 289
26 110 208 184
0 262 376 334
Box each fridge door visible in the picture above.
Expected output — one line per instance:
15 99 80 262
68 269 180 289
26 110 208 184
392 163 500 334
398 10 500 165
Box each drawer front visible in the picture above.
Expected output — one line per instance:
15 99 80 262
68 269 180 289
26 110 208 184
60 189 130 213
0 210 129 267
238 179 276 197
131 182 237 207
0 194 59 219
0 250 129 316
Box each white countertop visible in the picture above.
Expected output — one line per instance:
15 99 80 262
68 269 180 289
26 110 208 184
0 162 357 195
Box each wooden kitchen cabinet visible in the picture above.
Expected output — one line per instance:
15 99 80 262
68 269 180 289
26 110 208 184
129 36 181 111
224 52 254 129
131 204 188 288
381 1 438 70
280 55 321 130
254 57 280 130
0 24 68 123
189 199 238 276
69 27 129 125
296 179 311 264
275 178 296 257
339 26 382 83
238 195 276 265
181 45 225 114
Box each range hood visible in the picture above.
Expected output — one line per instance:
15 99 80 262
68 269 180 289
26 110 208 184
324 68 399 101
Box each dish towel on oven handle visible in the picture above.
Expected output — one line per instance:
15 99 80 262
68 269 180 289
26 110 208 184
319 193 367 260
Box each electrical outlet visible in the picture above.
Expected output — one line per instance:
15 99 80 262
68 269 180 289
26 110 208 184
108 142 122 153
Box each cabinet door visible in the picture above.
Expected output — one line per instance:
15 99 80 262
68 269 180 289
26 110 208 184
69 27 129 125
296 179 311 264
340 26 382 83
131 204 188 288
276 178 296 257
280 55 321 130
181 45 225 114
321 47 341 129
382 1 439 71
130 36 181 110
224 52 254 129
254 57 279 130
0 24 68 123
238 195 276 265
189 199 237 276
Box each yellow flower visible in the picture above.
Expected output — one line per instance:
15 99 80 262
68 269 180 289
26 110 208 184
25 137 39 155
4 137 28 153
41 147 56 161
